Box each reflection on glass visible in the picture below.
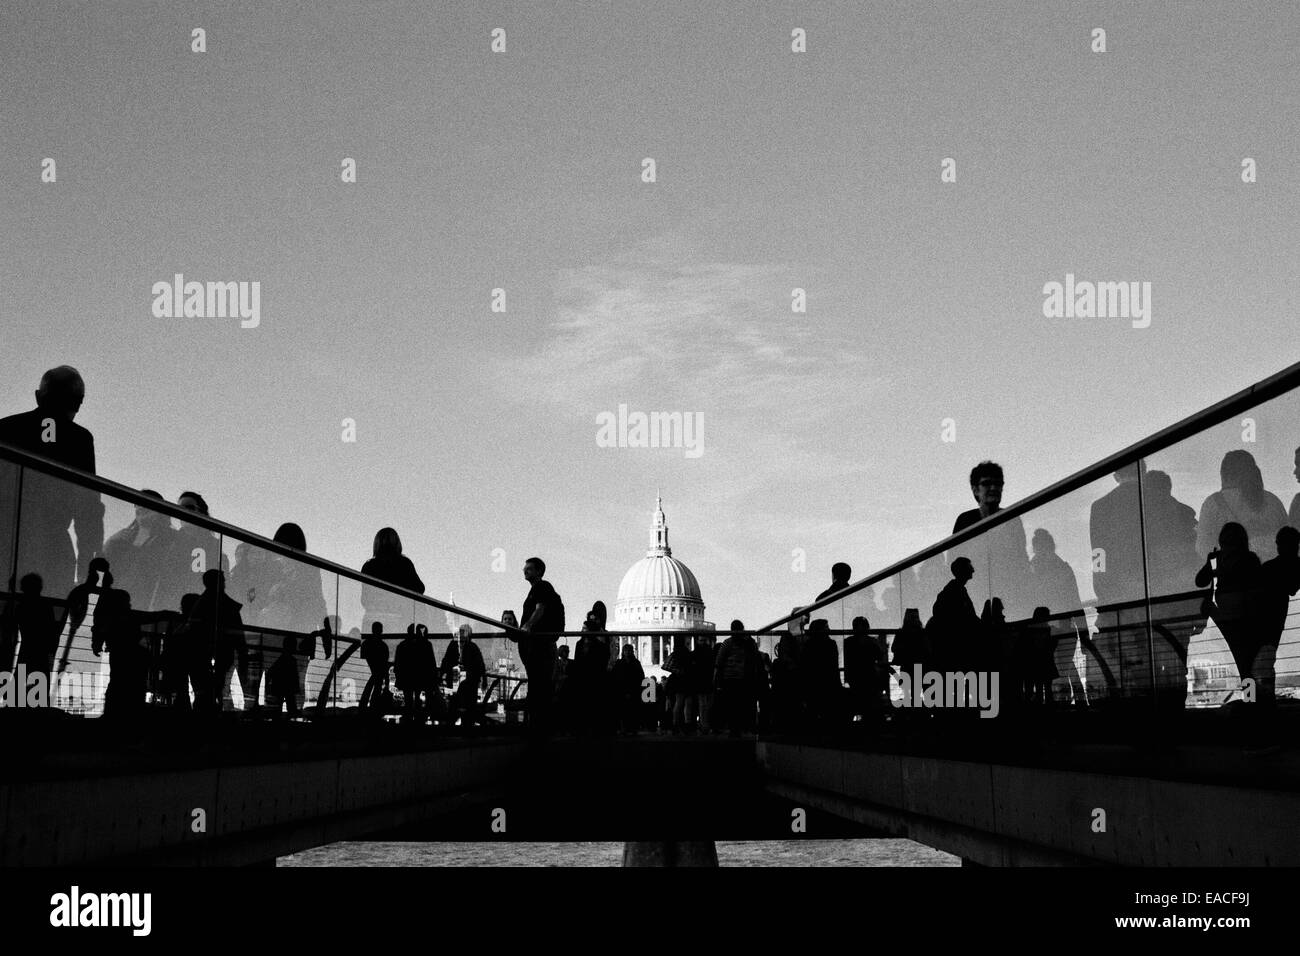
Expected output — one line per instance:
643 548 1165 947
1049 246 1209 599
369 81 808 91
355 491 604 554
0 460 22 675
15 467 104 601
102 490 177 612
225 532 332 713
1027 528 1089 707
0 459 20 597
1195 450 1288 559
1087 463 1149 702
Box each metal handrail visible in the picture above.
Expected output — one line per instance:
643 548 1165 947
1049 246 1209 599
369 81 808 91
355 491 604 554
758 358 1300 634
0 438 523 638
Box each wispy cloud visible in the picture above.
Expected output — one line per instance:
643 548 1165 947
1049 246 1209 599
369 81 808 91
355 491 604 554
488 233 905 620
500 234 883 487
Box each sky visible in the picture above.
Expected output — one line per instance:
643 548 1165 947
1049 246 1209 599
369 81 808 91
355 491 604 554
2 0 1297 630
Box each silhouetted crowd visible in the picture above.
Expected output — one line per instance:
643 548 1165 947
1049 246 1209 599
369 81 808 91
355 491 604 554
2 366 1299 748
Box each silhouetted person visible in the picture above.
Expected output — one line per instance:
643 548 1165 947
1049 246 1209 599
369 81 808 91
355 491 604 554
691 634 716 734
165 491 234 702
1144 470 1201 595
165 593 201 708
226 540 270 709
1195 522 1260 695
57 556 110 677
812 562 874 632
359 622 390 711
445 624 485 727
91 573 169 718
167 491 229 608
0 366 105 597
769 634 801 732
646 675 666 733
1289 446 1300 530
951 461 1032 622
1021 607 1057 706
256 523 330 714
103 489 177 611
845 615 888 726
1197 450 1287 559
1089 461 1147 701
890 607 928 677
787 608 811 643
715 620 760 736
801 619 842 731
817 562 851 602
981 598 1013 714
94 582 147 718
394 623 438 724
1252 526 1300 713
612 643 645 734
14 573 59 687
666 635 692 734
187 569 247 711
930 557 980 674
440 632 460 687
573 608 611 735
1028 529 1088 706
1143 470 1204 712
361 527 426 634
518 556 564 737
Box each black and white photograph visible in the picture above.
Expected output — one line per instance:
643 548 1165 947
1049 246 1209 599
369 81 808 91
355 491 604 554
0 0 1293 938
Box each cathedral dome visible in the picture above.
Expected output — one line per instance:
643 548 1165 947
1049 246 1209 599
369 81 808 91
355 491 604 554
612 495 707 630
616 553 702 605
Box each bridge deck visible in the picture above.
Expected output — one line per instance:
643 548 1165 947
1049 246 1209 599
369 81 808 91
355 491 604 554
3 707 1298 865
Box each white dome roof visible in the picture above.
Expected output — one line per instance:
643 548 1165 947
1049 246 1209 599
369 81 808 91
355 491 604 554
612 495 706 622
617 553 702 604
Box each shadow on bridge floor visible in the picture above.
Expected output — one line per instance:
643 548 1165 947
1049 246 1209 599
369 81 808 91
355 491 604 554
368 734 883 842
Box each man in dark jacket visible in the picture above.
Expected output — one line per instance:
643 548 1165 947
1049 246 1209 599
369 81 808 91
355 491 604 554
394 624 438 724
714 620 760 736
844 615 888 725
359 622 390 711
690 634 717 734
931 557 980 673
573 614 611 735
186 569 247 711
518 557 563 736
801 619 843 731
1253 526 1300 712
448 624 486 727
0 366 105 599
